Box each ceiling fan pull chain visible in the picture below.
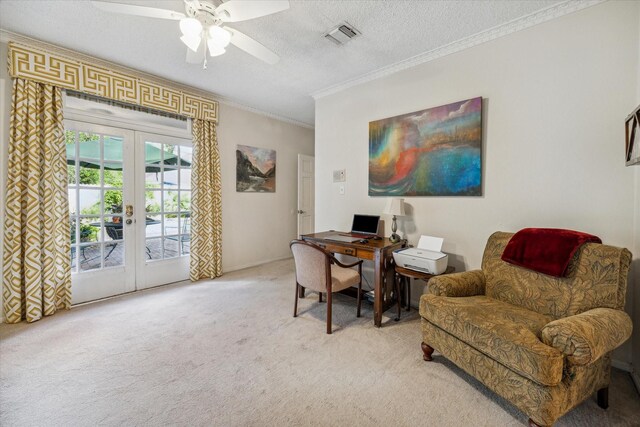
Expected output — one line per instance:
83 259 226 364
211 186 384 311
203 37 208 70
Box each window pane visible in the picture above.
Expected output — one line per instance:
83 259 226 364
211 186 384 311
103 136 123 162
179 145 192 166
79 189 101 215
145 142 163 168
145 214 162 238
164 215 179 237
79 217 101 243
70 218 78 244
103 190 123 214
103 164 123 188
145 170 161 189
162 144 177 166
68 163 76 185
164 191 178 212
78 165 101 186
79 243 102 271
163 168 179 188
146 238 162 260
179 168 191 190
104 241 124 268
163 237 179 259
145 190 162 214
179 191 191 212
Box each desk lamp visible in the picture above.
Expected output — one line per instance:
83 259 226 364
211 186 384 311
384 198 405 243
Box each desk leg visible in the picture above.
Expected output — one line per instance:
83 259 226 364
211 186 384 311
374 250 383 327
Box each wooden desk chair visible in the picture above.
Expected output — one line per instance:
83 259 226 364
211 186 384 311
290 240 363 334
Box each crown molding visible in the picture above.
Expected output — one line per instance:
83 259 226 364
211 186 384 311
0 29 314 129
311 0 605 100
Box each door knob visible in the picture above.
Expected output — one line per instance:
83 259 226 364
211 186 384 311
125 219 132 225
297 210 305 214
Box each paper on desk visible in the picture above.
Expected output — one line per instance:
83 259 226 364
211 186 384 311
417 235 444 252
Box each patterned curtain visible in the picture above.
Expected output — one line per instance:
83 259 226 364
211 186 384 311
3 78 71 323
190 119 222 280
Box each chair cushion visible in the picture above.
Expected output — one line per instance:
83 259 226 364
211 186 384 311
420 294 564 386
331 266 360 292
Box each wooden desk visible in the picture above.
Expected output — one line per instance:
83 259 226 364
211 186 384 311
301 231 407 327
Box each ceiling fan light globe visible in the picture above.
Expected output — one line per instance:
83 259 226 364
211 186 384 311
179 17 202 36
208 26 231 48
207 44 226 57
180 34 202 52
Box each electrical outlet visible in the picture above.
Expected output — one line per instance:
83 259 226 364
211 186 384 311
339 185 345 195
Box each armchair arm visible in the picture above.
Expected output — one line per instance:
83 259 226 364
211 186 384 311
329 254 363 269
427 270 486 297
540 308 632 366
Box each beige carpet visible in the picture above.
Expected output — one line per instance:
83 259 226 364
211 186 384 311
1 259 639 426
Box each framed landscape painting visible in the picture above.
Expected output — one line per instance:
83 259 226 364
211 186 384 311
236 145 276 192
369 97 483 196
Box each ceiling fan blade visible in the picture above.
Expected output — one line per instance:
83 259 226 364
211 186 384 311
215 0 289 23
186 44 205 64
91 1 185 20
225 27 280 64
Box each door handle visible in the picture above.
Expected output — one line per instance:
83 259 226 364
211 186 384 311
297 210 305 214
125 204 133 217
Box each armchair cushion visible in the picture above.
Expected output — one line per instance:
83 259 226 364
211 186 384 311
541 308 633 365
427 270 486 297
420 294 563 386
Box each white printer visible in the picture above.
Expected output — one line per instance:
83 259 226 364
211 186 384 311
393 235 448 275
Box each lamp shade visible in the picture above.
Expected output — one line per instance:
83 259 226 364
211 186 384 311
384 198 405 216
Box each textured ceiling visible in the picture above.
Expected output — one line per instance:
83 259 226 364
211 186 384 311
0 0 577 127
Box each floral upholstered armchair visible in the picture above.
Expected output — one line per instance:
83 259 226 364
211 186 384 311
419 231 632 426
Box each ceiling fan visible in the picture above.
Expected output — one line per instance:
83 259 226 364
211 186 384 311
91 0 289 69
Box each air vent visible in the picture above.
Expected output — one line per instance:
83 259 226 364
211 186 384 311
324 22 361 45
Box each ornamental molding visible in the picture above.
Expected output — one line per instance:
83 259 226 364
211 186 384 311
311 0 605 100
5 35 218 122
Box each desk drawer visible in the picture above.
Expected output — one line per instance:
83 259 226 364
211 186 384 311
315 243 357 257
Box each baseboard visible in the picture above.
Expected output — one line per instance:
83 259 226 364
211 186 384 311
224 255 292 273
611 359 632 372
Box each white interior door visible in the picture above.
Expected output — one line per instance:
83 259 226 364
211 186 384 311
66 121 136 304
136 132 192 289
297 154 315 237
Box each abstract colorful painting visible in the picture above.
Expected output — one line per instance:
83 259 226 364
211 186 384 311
236 145 276 192
369 97 482 196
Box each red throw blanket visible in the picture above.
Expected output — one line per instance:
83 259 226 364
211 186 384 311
501 228 601 277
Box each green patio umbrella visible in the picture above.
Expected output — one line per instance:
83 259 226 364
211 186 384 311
66 138 190 172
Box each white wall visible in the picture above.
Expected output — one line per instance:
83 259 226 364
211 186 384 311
632 3 640 388
315 1 639 366
217 103 314 272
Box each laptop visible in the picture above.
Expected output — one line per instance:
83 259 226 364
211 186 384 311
325 214 380 243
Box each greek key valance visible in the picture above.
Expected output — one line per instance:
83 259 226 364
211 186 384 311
8 41 218 122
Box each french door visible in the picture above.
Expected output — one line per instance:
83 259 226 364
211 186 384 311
66 121 192 303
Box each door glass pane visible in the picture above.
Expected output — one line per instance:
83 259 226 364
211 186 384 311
104 190 123 214
164 215 179 237
179 168 191 189
179 191 191 212
79 189 101 215
146 190 162 214
163 168 178 188
79 243 102 271
164 191 178 212
145 215 162 238
146 238 162 260
179 145 193 165
104 164 123 188
79 217 101 243
163 237 179 259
